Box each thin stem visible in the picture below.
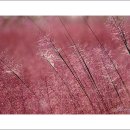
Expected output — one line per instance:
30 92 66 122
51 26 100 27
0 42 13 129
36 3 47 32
112 16 130 54
0 58 41 113
100 56 125 107
58 16 110 113
42 55 79 113
51 41 97 113
83 17 130 100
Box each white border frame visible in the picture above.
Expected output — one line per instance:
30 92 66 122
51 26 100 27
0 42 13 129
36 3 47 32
0 1 130 129
0 1 129 16
0 115 130 129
